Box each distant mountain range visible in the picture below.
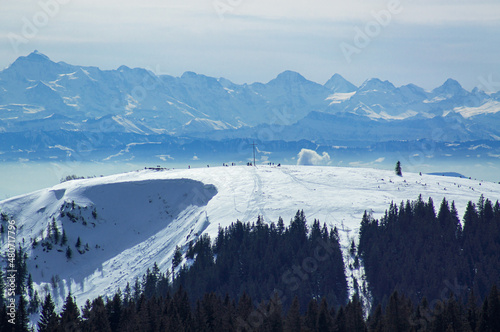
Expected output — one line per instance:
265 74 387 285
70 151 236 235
1 51 500 170
1 51 499 140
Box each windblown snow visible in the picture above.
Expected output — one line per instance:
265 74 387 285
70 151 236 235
1 165 499 311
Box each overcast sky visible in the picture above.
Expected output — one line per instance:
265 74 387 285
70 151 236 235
1 0 499 91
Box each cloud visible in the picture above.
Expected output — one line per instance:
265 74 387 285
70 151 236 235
348 157 387 167
156 155 174 161
297 149 331 166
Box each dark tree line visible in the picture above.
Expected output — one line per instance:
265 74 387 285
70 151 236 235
171 211 348 312
365 285 500 332
359 195 500 307
3 199 500 331
3 276 497 331
23 284 364 332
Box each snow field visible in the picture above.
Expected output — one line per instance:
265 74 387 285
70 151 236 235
1 165 499 311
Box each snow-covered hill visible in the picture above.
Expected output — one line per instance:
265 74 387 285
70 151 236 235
1 165 499 311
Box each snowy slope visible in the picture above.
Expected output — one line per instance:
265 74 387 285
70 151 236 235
1 165 500 311
454 100 500 118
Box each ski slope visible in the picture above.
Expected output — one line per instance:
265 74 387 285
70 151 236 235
1 165 499 311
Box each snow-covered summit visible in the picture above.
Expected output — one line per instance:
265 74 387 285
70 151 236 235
432 78 468 98
358 78 396 93
1 165 499 310
324 73 357 93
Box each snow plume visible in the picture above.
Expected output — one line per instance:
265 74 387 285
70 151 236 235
297 149 331 165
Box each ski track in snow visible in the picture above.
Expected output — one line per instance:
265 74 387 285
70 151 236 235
1 165 499 312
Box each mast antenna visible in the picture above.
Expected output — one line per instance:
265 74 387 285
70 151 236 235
250 141 257 166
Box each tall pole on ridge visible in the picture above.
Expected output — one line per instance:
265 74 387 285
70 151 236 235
251 141 257 166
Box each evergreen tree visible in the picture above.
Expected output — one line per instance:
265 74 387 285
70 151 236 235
262 293 283 332
345 295 366 332
487 285 500 331
123 282 132 307
367 304 384 332
395 161 402 176
66 246 73 260
51 219 60 244
172 286 192 330
143 266 160 299
385 291 411 332
277 216 285 234
477 295 490 332
26 274 34 299
46 222 52 240
80 299 92 329
317 298 333 332
87 297 111 332
38 294 59 332
60 293 80 331
14 246 28 296
16 295 29 332
284 296 301 332
0 305 8 332
304 299 319 331
236 292 253 324
172 245 183 272
196 293 219 332
0 270 5 308
61 229 68 246
466 289 479 332
133 277 142 303
333 306 347 332
28 290 41 315
108 293 122 332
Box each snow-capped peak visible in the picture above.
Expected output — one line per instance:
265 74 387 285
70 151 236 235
269 70 308 85
117 65 131 72
27 50 52 61
431 78 467 97
358 78 396 92
324 74 357 93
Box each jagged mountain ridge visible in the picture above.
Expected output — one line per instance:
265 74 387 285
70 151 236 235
1 51 499 139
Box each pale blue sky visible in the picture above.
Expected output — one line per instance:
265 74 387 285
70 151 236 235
1 0 499 91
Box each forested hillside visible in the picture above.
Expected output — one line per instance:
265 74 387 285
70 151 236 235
359 195 500 307
172 211 348 312
2 197 500 331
